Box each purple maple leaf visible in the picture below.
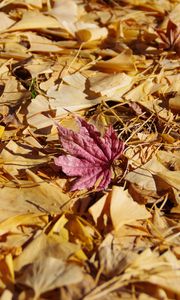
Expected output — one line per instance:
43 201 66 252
54 117 124 191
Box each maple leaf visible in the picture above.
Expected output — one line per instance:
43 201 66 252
54 117 124 191
156 19 180 54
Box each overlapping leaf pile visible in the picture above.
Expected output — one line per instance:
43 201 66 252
0 0 180 299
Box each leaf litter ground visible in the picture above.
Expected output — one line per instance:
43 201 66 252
0 0 180 299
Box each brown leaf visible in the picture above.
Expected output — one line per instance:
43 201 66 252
156 19 180 54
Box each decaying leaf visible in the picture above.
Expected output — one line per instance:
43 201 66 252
55 118 124 190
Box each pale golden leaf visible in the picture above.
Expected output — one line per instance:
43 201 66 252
25 32 63 53
110 186 151 230
8 11 60 31
0 12 15 32
17 256 84 299
76 27 108 42
89 72 133 98
48 84 100 115
49 0 78 34
96 50 136 73
169 94 180 111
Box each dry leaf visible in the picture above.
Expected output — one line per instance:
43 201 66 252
49 0 78 35
8 11 60 32
27 95 54 129
156 19 180 54
0 0 180 298
48 84 99 115
0 12 15 32
76 27 108 42
55 118 124 190
0 290 13 300
0 140 48 175
0 174 69 221
89 72 133 98
169 93 180 111
110 186 151 230
17 256 84 299
89 186 151 230
25 32 63 53
96 50 136 73
125 154 180 192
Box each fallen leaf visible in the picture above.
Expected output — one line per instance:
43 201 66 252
0 125 5 139
14 233 47 272
89 72 133 98
0 1 180 298
156 19 180 54
126 154 180 192
95 50 136 73
55 118 124 190
27 95 54 129
0 213 48 236
0 12 15 32
110 187 151 230
48 84 99 115
49 0 78 35
169 93 180 111
0 254 14 289
17 256 84 299
25 0 43 9
25 32 63 53
98 234 136 277
89 186 151 230
0 140 48 175
8 11 60 32
0 172 69 221
76 26 108 42
0 290 13 300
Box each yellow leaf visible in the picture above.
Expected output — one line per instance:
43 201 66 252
49 0 77 35
76 27 108 42
0 125 5 139
8 11 60 32
169 94 180 111
48 214 69 242
0 12 15 32
110 186 151 230
0 213 48 235
17 256 84 299
88 194 107 225
96 50 136 73
0 254 14 287
89 186 151 231
89 72 133 98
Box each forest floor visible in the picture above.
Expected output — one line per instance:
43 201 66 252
0 0 180 299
